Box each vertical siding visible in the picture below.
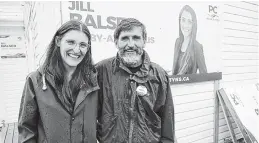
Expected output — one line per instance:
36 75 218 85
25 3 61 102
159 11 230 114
219 1 258 141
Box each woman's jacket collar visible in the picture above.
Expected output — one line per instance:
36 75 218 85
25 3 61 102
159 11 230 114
37 66 99 92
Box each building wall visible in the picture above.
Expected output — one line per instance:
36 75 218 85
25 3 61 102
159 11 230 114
219 1 258 141
221 2 258 87
0 2 26 124
22 1 258 143
0 1 62 124
0 27 27 123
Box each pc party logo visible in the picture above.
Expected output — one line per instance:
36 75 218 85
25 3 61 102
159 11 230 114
207 5 219 21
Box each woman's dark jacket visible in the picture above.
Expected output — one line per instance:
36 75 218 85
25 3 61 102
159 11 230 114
18 67 99 143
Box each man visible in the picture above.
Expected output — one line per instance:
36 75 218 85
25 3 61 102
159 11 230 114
97 18 176 143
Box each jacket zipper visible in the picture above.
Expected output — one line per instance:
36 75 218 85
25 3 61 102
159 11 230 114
128 80 137 143
70 116 72 143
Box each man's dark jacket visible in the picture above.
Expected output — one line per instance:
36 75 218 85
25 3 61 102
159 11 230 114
96 51 176 143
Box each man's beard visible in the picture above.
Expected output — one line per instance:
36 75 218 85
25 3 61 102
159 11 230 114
119 49 143 68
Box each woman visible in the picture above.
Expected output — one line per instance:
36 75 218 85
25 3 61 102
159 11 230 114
18 20 99 143
172 5 207 75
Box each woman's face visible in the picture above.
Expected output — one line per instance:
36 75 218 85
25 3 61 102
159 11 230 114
180 10 193 38
58 30 89 70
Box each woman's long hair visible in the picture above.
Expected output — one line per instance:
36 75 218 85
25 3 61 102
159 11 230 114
42 20 95 95
178 5 197 66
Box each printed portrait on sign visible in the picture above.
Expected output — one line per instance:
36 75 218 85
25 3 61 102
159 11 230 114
172 5 207 76
167 3 222 84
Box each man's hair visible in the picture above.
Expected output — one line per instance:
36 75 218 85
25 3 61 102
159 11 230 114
114 18 147 43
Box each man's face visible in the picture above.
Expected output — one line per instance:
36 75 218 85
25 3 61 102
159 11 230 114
116 26 145 67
